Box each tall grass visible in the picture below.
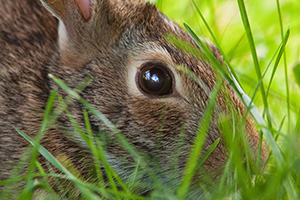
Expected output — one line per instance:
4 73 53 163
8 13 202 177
1 0 300 199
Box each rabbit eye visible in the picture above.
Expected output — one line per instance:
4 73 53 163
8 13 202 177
137 62 173 96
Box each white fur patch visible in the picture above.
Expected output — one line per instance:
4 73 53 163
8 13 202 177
58 21 69 51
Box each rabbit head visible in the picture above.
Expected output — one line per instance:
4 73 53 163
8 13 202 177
38 0 267 191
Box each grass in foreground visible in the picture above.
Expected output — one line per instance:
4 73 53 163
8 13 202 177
1 0 300 199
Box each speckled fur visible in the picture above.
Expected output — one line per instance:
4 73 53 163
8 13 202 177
0 0 267 196
0 0 58 180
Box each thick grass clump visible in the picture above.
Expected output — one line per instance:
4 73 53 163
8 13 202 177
1 0 300 199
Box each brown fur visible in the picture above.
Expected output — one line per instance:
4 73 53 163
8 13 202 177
0 0 58 180
0 0 267 197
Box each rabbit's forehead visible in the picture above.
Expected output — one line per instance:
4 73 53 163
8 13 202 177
158 12 182 36
120 11 216 101
102 1 215 100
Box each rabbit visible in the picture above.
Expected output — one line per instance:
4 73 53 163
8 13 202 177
0 0 268 197
0 0 58 180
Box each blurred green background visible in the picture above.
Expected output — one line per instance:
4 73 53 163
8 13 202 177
148 0 300 133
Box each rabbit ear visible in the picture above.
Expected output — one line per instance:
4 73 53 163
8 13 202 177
40 0 91 21
75 0 91 20
40 0 115 67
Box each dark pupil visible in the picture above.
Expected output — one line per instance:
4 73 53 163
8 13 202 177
139 64 172 95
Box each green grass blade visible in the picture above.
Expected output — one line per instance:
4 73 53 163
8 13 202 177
82 110 105 188
187 1 290 172
49 74 168 192
35 161 59 198
237 0 273 129
184 21 285 169
14 128 101 200
266 28 290 98
193 138 220 174
240 28 289 167
177 79 222 199
276 0 290 134
191 0 240 81
0 174 67 187
183 23 237 93
59 97 130 198
94 139 131 197
19 88 57 199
